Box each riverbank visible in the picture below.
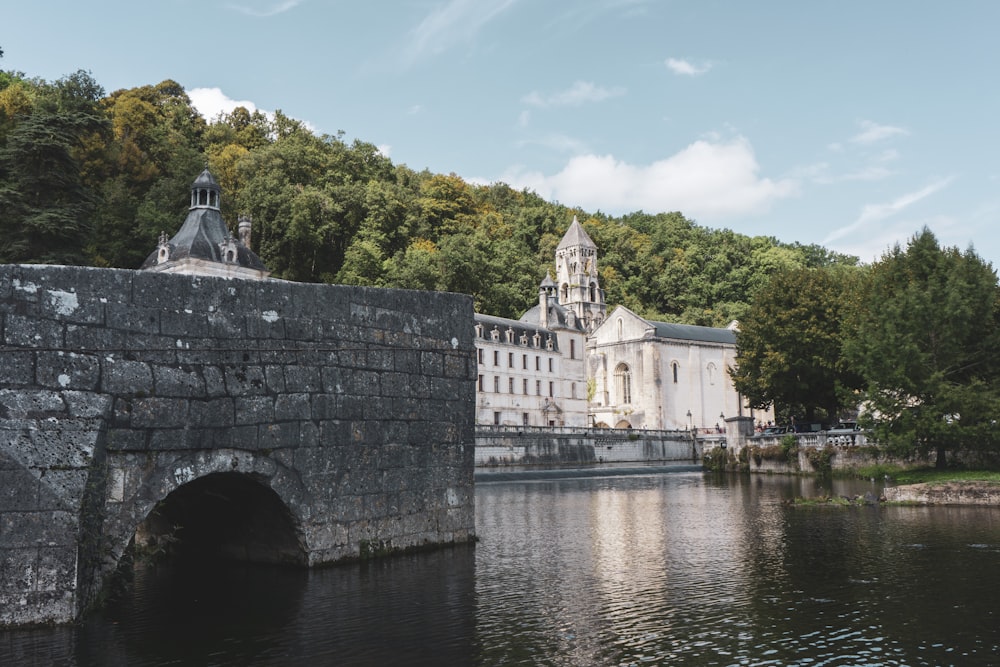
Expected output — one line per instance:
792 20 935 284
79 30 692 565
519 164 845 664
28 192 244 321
884 481 1000 505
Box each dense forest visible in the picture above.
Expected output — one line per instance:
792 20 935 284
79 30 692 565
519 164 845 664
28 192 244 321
0 64 857 324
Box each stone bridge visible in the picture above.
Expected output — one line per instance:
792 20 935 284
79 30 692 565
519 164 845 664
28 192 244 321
0 264 476 627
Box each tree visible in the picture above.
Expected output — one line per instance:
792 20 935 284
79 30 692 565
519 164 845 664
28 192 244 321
730 265 864 424
843 229 1000 467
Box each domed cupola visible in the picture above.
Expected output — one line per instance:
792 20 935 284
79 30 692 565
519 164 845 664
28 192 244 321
190 167 222 210
139 167 270 280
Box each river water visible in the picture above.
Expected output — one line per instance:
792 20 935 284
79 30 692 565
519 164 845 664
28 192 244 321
4 469 1000 666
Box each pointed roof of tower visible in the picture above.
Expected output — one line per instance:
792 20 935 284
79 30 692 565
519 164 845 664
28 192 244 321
556 215 596 251
540 271 556 288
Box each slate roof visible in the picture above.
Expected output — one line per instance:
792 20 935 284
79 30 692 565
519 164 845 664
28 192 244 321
648 320 736 345
556 216 596 251
475 313 561 351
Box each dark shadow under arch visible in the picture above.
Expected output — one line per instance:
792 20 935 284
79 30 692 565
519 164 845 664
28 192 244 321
134 471 307 566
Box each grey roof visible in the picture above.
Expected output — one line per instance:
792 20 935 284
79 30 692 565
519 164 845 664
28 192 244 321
556 216 596 251
520 300 585 332
649 319 736 345
475 313 560 351
192 167 220 191
139 169 268 272
540 271 556 288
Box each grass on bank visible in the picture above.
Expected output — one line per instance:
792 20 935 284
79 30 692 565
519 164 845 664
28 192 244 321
855 464 1000 485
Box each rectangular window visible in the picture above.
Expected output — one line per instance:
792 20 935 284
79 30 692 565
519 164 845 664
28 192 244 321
522 412 529 426
522 354 528 369
478 375 484 391
508 352 514 367
535 356 540 371
509 377 514 393
548 358 553 373
549 381 554 397
493 350 499 366
570 339 576 359
523 378 529 394
477 348 484 365
536 380 541 396
493 376 500 393
493 411 501 425
571 382 576 399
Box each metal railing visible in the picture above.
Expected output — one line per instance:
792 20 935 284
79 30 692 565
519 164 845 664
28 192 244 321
475 424 691 439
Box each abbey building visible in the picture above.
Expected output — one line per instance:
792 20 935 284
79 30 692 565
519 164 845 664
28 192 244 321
474 217 774 430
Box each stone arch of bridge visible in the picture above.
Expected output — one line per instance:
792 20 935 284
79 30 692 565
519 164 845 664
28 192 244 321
132 470 308 566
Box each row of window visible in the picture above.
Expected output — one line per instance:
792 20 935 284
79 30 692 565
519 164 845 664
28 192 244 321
477 375 578 399
492 411 556 427
478 348 572 371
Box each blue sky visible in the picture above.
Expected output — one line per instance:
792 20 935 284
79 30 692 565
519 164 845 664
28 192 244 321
5 1 1000 266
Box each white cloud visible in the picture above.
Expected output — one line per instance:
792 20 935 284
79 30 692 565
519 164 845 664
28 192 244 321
665 57 712 76
823 177 956 245
522 81 626 108
226 0 302 18
850 119 909 144
377 144 392 158
187 87 316 132
188 87 262 121
402 0 518 66
501 137 796 218
831 214 961 265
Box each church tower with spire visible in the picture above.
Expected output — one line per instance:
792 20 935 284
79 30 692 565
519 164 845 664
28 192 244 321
554 216 606 332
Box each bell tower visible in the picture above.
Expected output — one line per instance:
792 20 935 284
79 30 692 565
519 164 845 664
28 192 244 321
554 216 606 332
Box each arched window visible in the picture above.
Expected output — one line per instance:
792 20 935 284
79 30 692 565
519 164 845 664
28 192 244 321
707 362 717 385
561 283 569 303
589 282 597 302
672 362 679 384
614 363 632 405
617 318 624 341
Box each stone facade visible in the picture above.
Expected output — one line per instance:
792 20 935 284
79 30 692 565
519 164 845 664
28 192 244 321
0 264 475 626
588 306 775 431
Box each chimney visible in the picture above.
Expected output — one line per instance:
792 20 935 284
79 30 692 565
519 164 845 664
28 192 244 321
539 286 549 329
238 215 252 248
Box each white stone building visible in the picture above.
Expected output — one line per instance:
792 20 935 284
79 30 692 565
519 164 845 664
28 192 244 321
474 215 774 431
588 306 773 431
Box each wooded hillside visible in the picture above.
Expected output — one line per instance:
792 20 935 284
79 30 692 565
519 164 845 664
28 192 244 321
0 68 857 324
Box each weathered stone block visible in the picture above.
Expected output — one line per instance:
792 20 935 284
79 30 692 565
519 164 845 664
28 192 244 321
101 358 153 395
130 397 190 429
152 364 207 397
274 393 310 421
4 315 63 349
224 365 266 396
0 351 34 387
36 352 101 391
234 395 275 425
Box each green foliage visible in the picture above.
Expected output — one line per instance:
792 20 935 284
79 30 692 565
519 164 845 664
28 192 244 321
730 265 865 423
844 229 1000 468
0 66 859 324
805 446 835 475
781 435 800 464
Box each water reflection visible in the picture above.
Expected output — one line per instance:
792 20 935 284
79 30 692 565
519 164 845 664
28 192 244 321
3 472 1000 666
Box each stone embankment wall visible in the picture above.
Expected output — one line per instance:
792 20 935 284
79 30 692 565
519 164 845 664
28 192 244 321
884 482 1000 505
0 264 475 626
476 427 698 465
